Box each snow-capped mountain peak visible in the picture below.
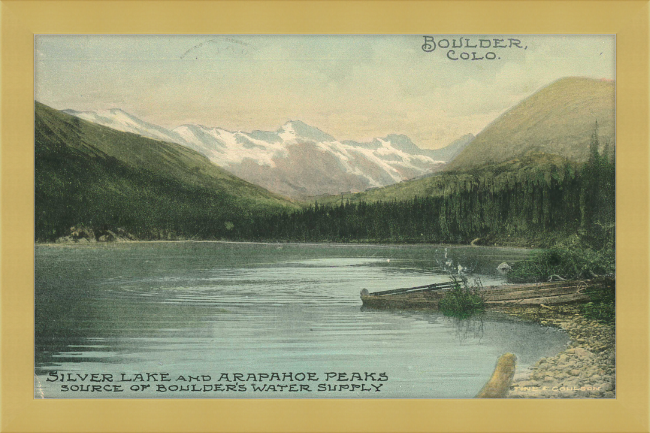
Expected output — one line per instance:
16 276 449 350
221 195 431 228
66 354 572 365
382 134 423 155
63 108 471 198
278 120 336 143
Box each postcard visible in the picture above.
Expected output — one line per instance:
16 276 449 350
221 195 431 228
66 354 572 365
32 34 617 401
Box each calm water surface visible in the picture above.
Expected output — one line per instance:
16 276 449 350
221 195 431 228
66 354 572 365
35 242 568 398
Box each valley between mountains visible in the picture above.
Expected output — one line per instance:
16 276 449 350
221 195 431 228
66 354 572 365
36 76 615 249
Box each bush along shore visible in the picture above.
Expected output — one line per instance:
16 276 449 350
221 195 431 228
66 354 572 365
493 303 615 398
438 278 486 319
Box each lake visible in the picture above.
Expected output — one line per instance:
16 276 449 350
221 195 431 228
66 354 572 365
35 242 569 398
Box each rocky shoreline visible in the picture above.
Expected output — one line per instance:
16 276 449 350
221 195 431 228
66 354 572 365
54 225 138 244
493 304 615 398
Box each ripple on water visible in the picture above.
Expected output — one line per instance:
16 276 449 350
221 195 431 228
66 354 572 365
35 243 566 398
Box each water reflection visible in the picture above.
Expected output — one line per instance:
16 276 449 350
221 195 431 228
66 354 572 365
362 309 485 343
446 315 485 343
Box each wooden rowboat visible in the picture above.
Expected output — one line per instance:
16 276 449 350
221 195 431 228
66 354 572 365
360 278 612 310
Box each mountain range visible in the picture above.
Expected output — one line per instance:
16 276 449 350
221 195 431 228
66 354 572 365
63 108 474 199
62 76 614 200
36 76 616 244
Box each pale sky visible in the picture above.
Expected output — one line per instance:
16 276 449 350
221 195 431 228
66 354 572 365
35 35 615 149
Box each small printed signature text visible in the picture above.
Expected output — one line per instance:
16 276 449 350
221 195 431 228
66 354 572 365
512 385 602 392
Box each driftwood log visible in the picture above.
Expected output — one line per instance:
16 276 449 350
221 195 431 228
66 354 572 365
476 353 517 398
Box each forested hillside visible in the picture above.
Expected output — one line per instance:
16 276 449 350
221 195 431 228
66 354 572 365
244 139 614 249
35 102 297 242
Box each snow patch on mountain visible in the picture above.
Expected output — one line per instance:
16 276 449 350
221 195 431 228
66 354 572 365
63 108 185 144
173 124 288 168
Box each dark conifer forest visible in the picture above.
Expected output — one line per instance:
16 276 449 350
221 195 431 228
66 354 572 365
236 143 615 250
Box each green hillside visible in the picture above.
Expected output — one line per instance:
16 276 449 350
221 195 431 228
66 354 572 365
311 152 574 206
35 102 297 242
446 77 615 171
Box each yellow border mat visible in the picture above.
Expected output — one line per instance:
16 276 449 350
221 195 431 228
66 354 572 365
2 1 648 432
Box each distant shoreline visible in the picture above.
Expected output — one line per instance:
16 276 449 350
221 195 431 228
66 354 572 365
35 239 534 250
